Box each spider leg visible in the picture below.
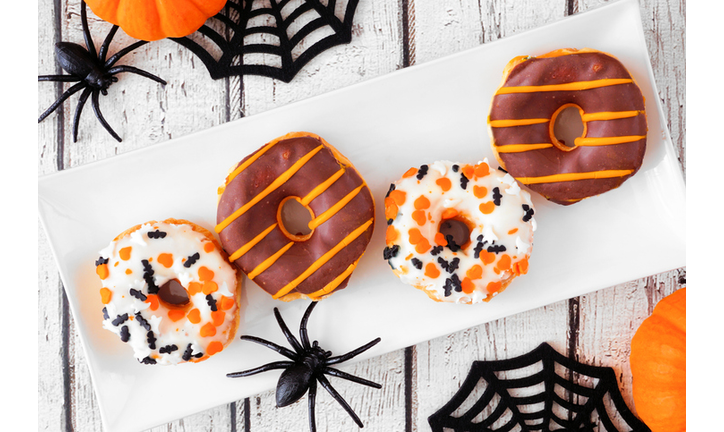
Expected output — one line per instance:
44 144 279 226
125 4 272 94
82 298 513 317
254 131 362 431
104 41 148 68
325 337 381 366
317 374 364 428
308 378 317 432
90 89 122 142
272 308 305 355
80 1 97 59
299 301 318 350
99 25 119 64
226 361 294 378
107 65 167 86
239 335 298 360
323 367 382 389
72 87 93 142
38 81 86 122
38 75 82 82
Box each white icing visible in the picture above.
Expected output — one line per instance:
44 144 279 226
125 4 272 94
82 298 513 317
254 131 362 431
431 161 447 176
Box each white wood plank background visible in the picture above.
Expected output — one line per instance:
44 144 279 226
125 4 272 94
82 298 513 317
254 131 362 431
38 0 685 431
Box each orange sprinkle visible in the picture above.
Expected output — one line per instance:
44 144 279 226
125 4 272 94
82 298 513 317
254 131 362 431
389 190 407 206
202 281 218 295
402 167 418 178
96 264 109 280
188 282 203 296
497 254 512 271
415 238 431 254
473 185 488 199
441 208 458 219
425 263 440 278
405 253 413 260
168 310 186 322
204 242 215 253
414 195 430 210
124 268 132 275
487 281 503 294
513 258 529 276
479 202 495 214
206 341 223 356
187 308 201 324
434 232 448 246
220 296 236 310
474 163 490 178
461 277 475 294
508 228 518 235
494 267 501 274
385 200 399 220
119 246 132 261
480 250 496 265
436 177 451 192
386 225 400 245
200 323 217 337
100 288 112 304
462 165 475 179
408 228 424 244
114 262 119 267
145 294 159 311
466 264 483 280
198 266 215 282
157 253 174 268
211 310 226 326
412 210 427 226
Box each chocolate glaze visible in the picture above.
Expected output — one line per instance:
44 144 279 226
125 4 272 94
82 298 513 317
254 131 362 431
489 51 647 205
216 135 375 298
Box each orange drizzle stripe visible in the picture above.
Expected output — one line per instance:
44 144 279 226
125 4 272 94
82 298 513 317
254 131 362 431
496 78 632 95
574 135 646 146
516 169 634 185
488 118 549 127
307 261 358 299
228 223 277 262
300 168 346 206
581 110 644 122
308 183 366 230
495 143 553 153
226 140 280 184
216 145 324 233
247 242 294 279
272 218 373 299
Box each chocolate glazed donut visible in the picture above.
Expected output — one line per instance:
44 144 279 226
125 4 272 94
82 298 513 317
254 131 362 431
216 132 375 301
488 48 647 205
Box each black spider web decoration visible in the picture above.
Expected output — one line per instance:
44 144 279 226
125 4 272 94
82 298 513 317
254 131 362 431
172 0 360 82
428 343 650 432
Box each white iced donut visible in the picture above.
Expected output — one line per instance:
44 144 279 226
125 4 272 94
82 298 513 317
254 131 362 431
95 219 240 365
383 160 536 304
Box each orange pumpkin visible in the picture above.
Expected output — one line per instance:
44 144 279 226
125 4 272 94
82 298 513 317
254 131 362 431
630 288 686 432
85 0 227 42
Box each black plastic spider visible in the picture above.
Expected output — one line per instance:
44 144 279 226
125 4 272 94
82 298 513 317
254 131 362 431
38 1 166 142
227 302 382 432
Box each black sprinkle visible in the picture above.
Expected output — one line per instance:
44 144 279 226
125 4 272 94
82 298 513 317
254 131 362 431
493 187 502 206
183 252 201 268
147 230 167 239
449 258 460 273
182 344 194 361
487 244 507 254
147 331 157 349
460 173 469 190
140 356 157 365
112 313 129 326
416 164 429 180
387 218 393 225
135 313 151 331
194 352 204 359
383 245 400 260
474 242 485 259
452 164 459 172
102 307 109 320
411 258 423 270
522 204 535 222
445 234 462 252
385 183 396 197
206 294 218 312
498 167 508 174
443 274 462 297
159 345 179 354
430 246 443 256
120 326 130 342
129 288 147 301
95 257 108 266
477 235 484 241
142 260 159 294
437 257 459 273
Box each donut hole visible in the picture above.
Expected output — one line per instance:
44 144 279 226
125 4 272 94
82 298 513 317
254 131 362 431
438 217 473 251
278 196 315 242
550 104 586 151
158 279 190 308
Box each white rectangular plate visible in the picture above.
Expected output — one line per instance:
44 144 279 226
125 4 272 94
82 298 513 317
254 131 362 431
38 0 685 430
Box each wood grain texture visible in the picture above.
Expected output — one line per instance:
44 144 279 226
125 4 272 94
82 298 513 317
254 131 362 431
38 0 685 431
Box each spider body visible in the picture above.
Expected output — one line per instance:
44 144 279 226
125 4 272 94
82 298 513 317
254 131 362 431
228 302 382 432
38 1 166 142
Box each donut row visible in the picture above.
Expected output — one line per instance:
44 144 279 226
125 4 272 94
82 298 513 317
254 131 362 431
95 48 646 364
